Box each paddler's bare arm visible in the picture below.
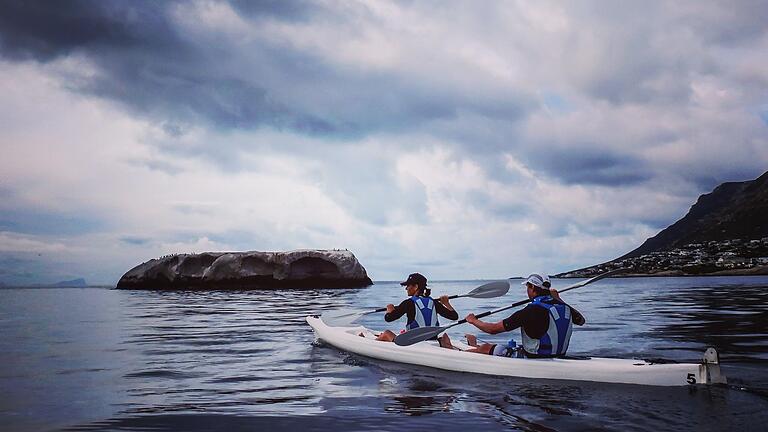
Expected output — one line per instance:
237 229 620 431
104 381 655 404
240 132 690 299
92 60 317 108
438 295 454 311
436 295 459 320
465 313 506 334
384 300 411 322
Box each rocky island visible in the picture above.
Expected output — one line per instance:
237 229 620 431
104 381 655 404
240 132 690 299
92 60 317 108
559 171 768 277
116 249 373 290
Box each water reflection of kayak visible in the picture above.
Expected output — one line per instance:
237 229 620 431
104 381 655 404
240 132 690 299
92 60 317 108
307 316 727 387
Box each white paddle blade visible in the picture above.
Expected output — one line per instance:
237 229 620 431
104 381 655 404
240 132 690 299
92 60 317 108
467 280 511 298
560 268 628 292
321 309 365 325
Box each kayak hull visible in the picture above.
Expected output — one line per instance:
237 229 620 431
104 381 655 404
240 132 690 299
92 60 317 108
306 316 726 387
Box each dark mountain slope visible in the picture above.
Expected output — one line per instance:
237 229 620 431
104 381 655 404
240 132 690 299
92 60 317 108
558 170 768 277
622 171 768 258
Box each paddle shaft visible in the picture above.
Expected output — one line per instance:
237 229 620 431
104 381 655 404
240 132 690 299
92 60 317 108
324 280 510 323
461 268 627 325
469 276 604 321
397 291 529 335
368 292 468 314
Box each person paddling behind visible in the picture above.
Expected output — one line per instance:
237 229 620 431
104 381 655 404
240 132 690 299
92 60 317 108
441 273 585 357
373 273 458 342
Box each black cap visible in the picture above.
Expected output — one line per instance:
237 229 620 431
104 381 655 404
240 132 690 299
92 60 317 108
400 272 428 288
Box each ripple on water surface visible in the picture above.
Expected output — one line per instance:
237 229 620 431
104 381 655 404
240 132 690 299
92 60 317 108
1 278 768 431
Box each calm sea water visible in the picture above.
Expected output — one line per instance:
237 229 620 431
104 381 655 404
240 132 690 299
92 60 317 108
1 276 767 432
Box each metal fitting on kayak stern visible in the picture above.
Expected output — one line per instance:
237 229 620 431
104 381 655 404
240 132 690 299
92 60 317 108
697 347 727 385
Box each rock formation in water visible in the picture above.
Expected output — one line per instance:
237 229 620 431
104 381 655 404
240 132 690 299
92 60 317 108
558 170 768 277
116 249 373 289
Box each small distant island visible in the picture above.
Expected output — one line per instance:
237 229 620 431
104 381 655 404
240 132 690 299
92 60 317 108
559 171 768 277
0 278 89 288
116 249 373 290
52 278 88 287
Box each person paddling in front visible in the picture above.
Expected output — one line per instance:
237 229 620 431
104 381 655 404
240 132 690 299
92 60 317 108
373 273 458 342
440 273 585 358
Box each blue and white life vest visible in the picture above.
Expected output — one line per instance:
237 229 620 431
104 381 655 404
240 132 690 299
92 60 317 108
520 295 573 357
406 295 440 330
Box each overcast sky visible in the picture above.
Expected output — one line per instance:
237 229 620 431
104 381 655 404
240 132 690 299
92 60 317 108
1 0 767 285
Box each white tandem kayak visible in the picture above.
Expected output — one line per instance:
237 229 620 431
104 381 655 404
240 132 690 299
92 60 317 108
307 316 727 387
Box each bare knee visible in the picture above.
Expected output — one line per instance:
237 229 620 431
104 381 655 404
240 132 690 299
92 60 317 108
376 330 396 342
464 333 478 347
438 333 453 349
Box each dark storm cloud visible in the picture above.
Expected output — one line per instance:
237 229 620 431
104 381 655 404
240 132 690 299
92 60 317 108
83 56 338 133
0 0 528 142
0 0 183 61
0 0 317 59
228 0 320 21
0 0 342 134
527 147 650 186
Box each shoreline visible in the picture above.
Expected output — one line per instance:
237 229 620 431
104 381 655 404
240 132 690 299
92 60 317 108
558 264 768 278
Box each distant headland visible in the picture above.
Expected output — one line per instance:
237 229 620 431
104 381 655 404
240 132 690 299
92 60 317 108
116 249 373 290
558 171 768 277
0 278 89 288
